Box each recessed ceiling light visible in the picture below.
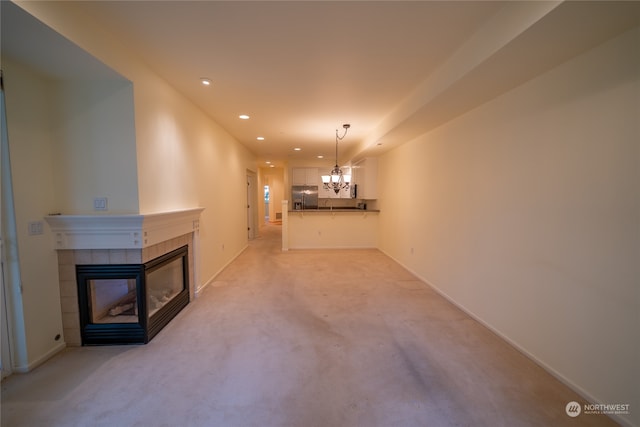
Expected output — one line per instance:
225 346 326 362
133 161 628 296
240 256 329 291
269 164 275 168
317 155 324 159
294 147 301 151
200 78 211 86
265 161 271 164
239 114 250 120
257 136 265 141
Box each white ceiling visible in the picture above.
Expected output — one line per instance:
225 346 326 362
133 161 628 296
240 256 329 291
3 1 640 167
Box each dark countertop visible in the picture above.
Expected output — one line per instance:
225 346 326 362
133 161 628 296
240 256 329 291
288 208 380 213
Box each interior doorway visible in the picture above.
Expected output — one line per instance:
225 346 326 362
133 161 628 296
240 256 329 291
259 166 283 226
264 185 270 223
246 171 257 240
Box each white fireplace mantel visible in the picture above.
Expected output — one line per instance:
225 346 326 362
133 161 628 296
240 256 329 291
45 208 204 250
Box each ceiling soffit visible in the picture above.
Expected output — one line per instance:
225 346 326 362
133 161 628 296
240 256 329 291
351 0 640 160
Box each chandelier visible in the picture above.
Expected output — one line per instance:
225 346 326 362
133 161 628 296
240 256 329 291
321 124 351 194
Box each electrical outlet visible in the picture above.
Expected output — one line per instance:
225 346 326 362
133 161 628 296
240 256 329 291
94 197 108 211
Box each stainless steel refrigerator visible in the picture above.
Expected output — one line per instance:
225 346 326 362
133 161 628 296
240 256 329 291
291 185 318 210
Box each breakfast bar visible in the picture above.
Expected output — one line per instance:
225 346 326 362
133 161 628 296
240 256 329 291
281 201 379 250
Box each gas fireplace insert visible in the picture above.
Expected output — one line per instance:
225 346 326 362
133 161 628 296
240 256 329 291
76 245 189 345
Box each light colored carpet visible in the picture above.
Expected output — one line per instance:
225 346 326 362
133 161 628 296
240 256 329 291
1 224 615 426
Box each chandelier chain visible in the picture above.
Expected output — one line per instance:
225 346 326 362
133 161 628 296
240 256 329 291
321 124 351 194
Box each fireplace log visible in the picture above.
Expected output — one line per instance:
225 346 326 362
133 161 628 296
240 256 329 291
106 292 137 317
109 302 134 316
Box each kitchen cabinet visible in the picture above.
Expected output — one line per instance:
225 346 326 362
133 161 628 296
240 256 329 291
292 167 319 186
353 157 377 199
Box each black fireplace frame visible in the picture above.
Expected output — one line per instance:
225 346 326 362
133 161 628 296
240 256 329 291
76 245 190 345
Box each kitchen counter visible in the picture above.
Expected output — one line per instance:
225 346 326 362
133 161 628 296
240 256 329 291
282 201 379 250
288 208 380 213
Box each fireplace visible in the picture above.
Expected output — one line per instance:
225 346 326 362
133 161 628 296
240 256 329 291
45 208 203 347
76 245 189 345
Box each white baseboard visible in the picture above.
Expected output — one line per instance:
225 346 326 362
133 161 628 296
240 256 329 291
378 249 636 427
12 341 66 374
287 245 377 250
195 244 248 297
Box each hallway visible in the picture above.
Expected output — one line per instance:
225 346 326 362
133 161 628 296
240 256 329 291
1 224 614 426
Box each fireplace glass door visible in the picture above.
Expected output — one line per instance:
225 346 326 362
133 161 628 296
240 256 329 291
88 278 138 324
146 257 184 318
144 245 190 340
77 264 145 345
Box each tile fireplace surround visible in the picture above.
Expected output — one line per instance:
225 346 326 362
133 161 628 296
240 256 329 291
45 208 204 346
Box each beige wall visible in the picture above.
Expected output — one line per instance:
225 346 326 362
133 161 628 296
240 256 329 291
4 56 138 369
131 70 257 291
5 2 257 368
17 0 258 283
378 27 639 425
50 79 138 214
3 60 64 371
16 0 258 286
